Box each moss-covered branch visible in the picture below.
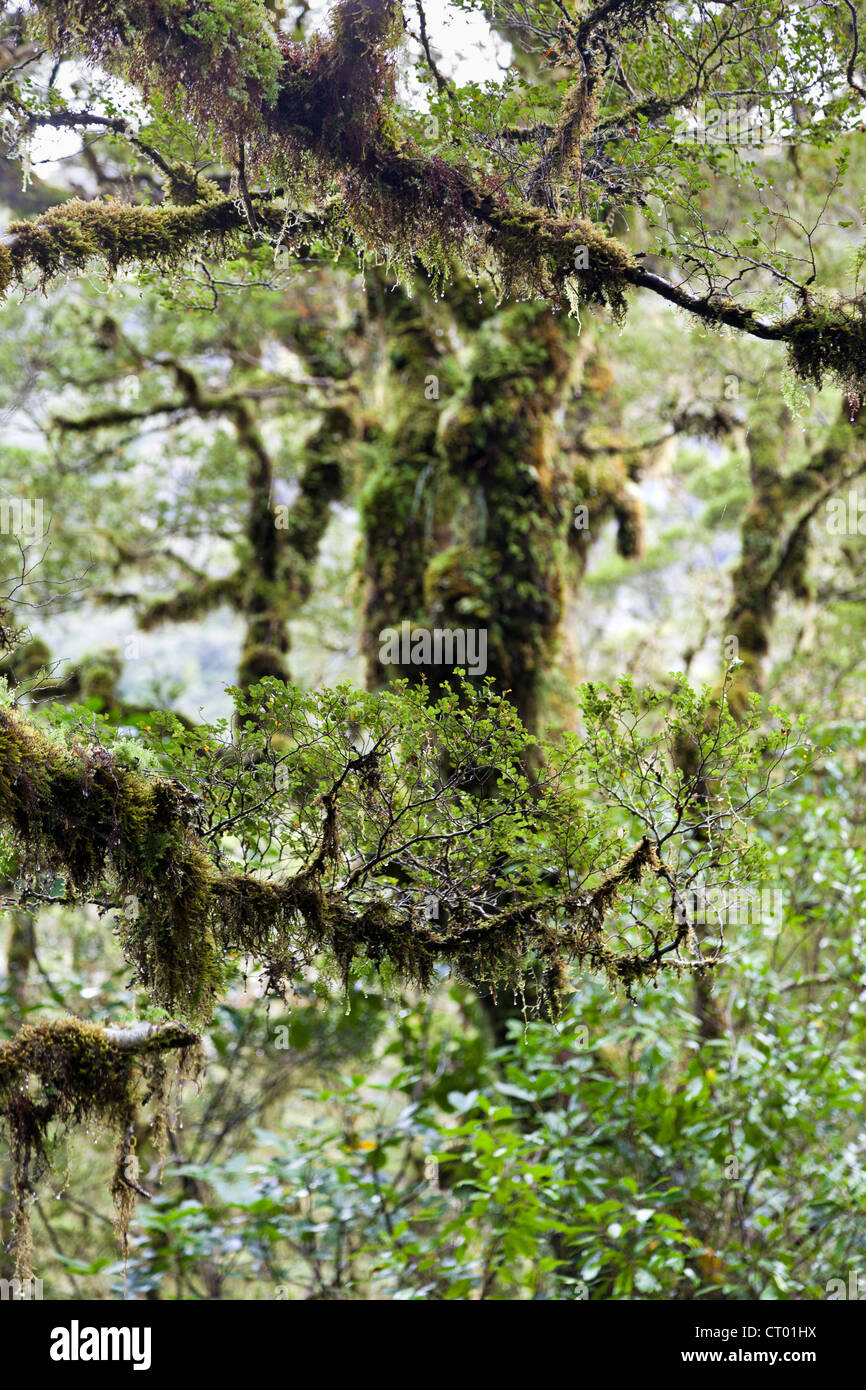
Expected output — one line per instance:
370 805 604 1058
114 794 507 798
0 699 688 1031
0 1015 201 1279
0 705 222 1021
0 195 273 293
138 575 243 632
101 1019 200 1051
5 0 861 392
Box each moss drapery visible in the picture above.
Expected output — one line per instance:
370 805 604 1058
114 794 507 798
1 0 863 394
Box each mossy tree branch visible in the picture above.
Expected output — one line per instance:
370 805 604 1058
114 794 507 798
1 0 861 393
0 695 713 1027
0 1015 201 1279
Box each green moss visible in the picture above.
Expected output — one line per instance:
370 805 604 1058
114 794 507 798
0 684 701 1267
164 162 222 207
0 243 13 298
0 1019 134 1120
423 545 491 620
78 651 123 707
238 641 290 687
0 1016 199 1278
0 708 222 1022
434 302 580 724
570 413 646 573
7 197 251 290
613 491 646 559
786 306 866 396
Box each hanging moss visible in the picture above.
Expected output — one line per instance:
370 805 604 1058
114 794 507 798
492 207 637 315
33 0 283 132
786 305 866 398
214 869 579 1014
578 835 661 924
7 0 865 389
525 64 602 209
0 705 547 1014
0 1017 200 1278
18 0 641 313
0 708 222 1021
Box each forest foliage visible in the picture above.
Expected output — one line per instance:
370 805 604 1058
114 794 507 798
0 0 864 1300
